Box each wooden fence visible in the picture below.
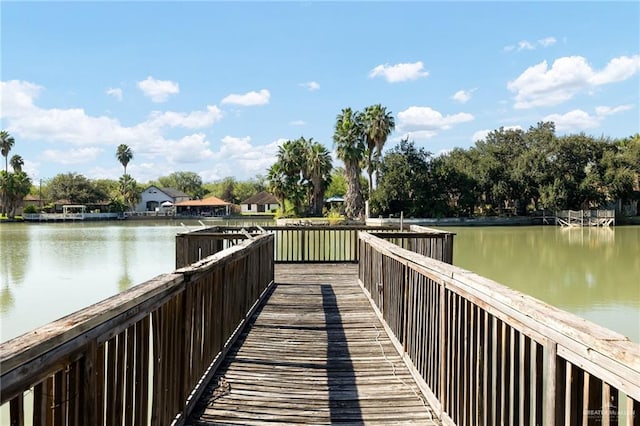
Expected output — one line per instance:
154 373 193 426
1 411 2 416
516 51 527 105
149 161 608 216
358 232 639 425
176 225 454 266
0 234 274 426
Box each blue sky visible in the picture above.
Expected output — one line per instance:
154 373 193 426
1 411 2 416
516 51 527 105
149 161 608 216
1 1 639 184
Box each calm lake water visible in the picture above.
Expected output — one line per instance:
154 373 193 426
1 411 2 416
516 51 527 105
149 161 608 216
1 222 638 343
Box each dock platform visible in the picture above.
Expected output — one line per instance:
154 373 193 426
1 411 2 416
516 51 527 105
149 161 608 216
187 263 439 425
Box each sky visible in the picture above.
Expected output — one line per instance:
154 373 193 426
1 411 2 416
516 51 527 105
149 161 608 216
1 1 639 185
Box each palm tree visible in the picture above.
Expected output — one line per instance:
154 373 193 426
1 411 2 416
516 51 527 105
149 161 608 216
1 131 16 216
10 155 24 173
275 138 312 215
266 163 289 215
116 144 133 176
333 108 366 220
1 131 15 174
119 174 139 211
4 171 32 218
363 104 395 193
306 141 332 216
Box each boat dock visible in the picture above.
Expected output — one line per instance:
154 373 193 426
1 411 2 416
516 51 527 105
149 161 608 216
555 209 615 227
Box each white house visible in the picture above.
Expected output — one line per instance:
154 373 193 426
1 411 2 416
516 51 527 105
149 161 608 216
240 191 279 214
135 186 190 212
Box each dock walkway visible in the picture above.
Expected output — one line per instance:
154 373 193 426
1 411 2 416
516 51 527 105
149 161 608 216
187 263 439 425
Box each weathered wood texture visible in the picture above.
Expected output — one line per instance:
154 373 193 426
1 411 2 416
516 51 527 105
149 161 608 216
359 232 640 426
176 225 454 266
188 263 440 425
1 234 274 426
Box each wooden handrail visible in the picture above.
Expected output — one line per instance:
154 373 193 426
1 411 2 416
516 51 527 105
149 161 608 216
176 225 454 265
358 231 640 425
1 233 275 425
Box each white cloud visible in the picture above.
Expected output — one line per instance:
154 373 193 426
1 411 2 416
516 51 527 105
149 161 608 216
211 135 281 178
543 110 599 131
221 89 270 106
504 36 557 52
472 129 491 142
1 79 228 180
106 88 123 101
518 41 535 51
452 89 475 104
146 106 223 129
0 80 42 118
299 81 320 91
8 106 134 145
589 55 640 85
369 61 429 83
290 120 306 126
166 133 215 163
538 37 557 47
397 106 474 135
595 104 634 116
397 130 438 141
137 76 179 103
543 104 635 132
42 147 103 165
472 125 523 142
507 55 640 109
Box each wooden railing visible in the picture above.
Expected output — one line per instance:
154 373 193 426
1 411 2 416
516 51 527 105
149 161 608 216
0 234 274 426
358 232 640 425
176 225 454 266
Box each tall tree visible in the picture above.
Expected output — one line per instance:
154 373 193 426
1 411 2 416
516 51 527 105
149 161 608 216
1 131 15 174
266 162 294 215
333 108 366 220
119 174 139 211
362 104 395 193
306 140 333 216
155 171 205 199
1 131 16 216
46 173 108 204
116 144 133 176
273 138 308 215
10 155 24 173
4 172 32 218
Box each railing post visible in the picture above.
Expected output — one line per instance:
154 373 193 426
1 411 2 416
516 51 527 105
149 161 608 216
545 342 558 426
402 264 409 353
439 279 447 418
82 341 98 425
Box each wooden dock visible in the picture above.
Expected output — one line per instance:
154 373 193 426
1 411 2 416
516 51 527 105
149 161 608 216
187 263 439 425
555 209 615 227
2 226 638 425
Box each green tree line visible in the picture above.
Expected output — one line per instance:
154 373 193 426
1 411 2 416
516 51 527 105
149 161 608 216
370 122 640 218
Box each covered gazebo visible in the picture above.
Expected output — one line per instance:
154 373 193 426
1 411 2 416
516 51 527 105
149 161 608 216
175 196 231 217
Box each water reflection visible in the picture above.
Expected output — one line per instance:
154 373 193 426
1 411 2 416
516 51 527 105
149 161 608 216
0 225 30 314
118 226 133 291
557 227 615 246
0 222 185 341
449 226 640 342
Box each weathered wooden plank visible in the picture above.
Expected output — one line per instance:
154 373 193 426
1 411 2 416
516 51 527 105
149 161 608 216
187 264 438 425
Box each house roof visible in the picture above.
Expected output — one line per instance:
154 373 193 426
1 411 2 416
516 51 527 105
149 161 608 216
241 191 279 205
175 196 230 207
144 185 190 199
159 187 190 198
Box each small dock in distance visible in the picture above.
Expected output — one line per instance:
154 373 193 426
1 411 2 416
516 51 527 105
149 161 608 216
555 209 615 227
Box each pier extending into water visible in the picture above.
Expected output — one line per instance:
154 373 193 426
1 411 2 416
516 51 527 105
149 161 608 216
555 209 616 227
1 224 638 425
